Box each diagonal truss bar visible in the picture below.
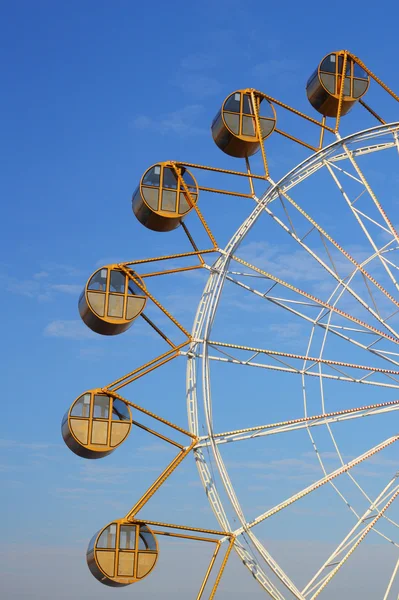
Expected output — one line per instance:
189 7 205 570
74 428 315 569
251 90 269 177
267 177 399 315
129 521 235 600
230 253 399 346
172 163 218 249
347 52 399 104
303 475 399 598
335 51 348 133
185 334 399 388
215 268 399 367
344 142 399 243
125 439 196 519
196 400 399 447
230 435 399 537
120 265 191 338
201 352 399 388
105 343 189 392
207 341 399 380
382 557 399 600
121 248 216 267
325 161 399 292
261 195 399 340
310 485 399 599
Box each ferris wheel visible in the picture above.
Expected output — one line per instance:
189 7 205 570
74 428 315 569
62 50 399 599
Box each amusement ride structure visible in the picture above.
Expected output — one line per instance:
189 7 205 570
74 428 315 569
63 50 399 598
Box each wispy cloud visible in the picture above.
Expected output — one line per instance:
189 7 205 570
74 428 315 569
77 346 105 360
2 262 83 302
238 240 325 283
180 53 216 71
132 105 206 136
0 439 58 450
78 463 161 484
50 284 82 295
177 75 222 98
251 58 300 80
269 322 303 340
33 271 49 280
44 319 96 340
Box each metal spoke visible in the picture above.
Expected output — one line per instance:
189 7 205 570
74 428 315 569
196 400 399 447
231 435 399 536
303 476 399 598
309 484 399 599
217 269 399 365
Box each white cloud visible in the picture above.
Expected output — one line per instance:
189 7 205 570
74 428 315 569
269 323 303 340
0 439 56 450
251 58 300 79
180 53 216 71
33 271 49 279
51 284 82 295
44 320 96 340
3 263 83 302
178 75 222 98
236 240 327 286
78 463 161 484
132 104 206 136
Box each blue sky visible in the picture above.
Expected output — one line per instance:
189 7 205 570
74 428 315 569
2 1 399 599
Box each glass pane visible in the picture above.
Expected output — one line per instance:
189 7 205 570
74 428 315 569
91 420 108 445
97 524 117 549
87 292 105 317
112 399 130 421
320 72 336 94
211 109 222 129
110 421 130 447
242 115 256 137
71 393 91 418
259 99 274 119
137 552 157 579
320 54 336 73
70 419 89 445
162 167 178 190
118 552 134 577
97 550 115 577
127 278 143 296
126 296 145 320
108 294 124 318
242 94 253 115
306 69 318 89
138 526 157 551
142 186 159 210
93 395 109 419
260 118 274 138
119 525 136 549
354 63 368 79
161 189 177 212
179 192 196 214
337 76 351 97
224 92 241 113
88 269 107 291
224 112 239 135
88 531 99 553
182 169 195 188
142 166 161 187
110 270 125 293
353 78 368 98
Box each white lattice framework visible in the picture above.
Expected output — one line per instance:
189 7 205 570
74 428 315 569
186 123 399 599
